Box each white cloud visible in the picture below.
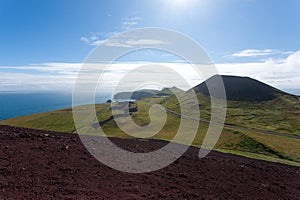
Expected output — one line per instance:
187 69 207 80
80 37 90 44
0 51 299 94
0 72 76 92
227 49 292 58
217 50 300 91
122 16 141 30
0 62 198 92
0 63 81 75
92 38 132 47
81 37 167 48
81 15 142 46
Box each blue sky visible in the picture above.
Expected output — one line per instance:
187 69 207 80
0 0 300 93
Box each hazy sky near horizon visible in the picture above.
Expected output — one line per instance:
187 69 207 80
0 0 299 94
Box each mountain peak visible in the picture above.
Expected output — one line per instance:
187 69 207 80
193 75 287 101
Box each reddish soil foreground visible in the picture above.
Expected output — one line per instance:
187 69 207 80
0 125 299 199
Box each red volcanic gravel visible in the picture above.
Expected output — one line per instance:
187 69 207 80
0 125 299 199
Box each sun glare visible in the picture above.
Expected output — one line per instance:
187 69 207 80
173 0 194 5
167 0 197 11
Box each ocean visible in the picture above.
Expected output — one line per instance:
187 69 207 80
0 92 111 120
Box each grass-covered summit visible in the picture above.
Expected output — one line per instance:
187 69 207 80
193 75 291 101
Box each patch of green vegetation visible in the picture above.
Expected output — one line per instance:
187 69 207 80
226 134 297 162
1 95 299 167
166 93 300 137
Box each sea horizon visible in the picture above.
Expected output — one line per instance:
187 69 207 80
0 92 112 120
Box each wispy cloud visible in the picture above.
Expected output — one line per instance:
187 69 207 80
227 49 293 58
0 63 81 75
121 16 141 30
80 36 90 44
80 36 167 48
81 14 142 47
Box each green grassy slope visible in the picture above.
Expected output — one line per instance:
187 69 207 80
1 95 299 166
166 93 300 137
